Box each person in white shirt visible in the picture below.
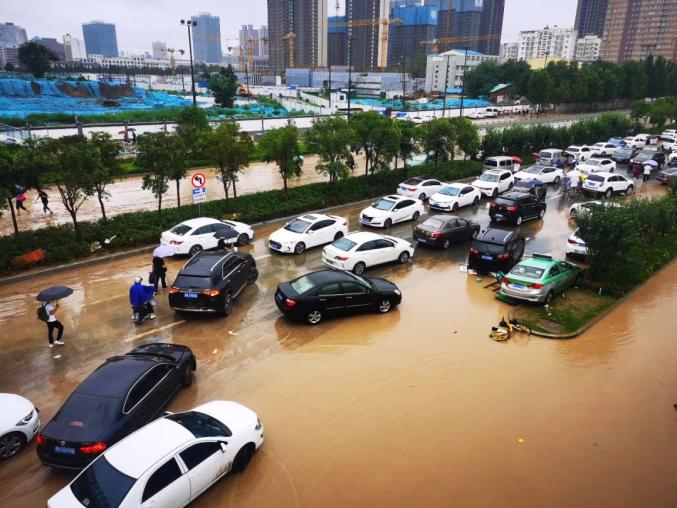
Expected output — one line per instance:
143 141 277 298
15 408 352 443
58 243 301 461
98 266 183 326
642 163 652 187
45 300 64 347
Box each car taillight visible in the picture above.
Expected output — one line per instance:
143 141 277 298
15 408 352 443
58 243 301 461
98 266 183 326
529 283 544 289
497 253 510 260
80 442 107 454
432 232 441 239
469 247 478 255
169 287 180 294
506 206 518 212
334 255 349 261
502 277 512 284
36 434 44 446
409 187 417 191
284 298 297 308
202 289 221 297
169 240 183 245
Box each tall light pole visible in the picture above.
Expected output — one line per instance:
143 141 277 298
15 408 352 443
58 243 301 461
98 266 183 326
459 48 469 118
180 19 198 106
347 35 355 121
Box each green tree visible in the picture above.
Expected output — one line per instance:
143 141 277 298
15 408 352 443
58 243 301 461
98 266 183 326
43 136 98 239
350 111 399 175
393 120 420 175
451 117 480 160
136 132 177 216
175 106 209 160
258 124 302 200
421 118 456 167
17 41 57 78
648 98 676 128
0 145 19 235
305 116 355 183
89 132 122 221
208 65 239 107
206 122 254 200
631 100 651 126
526 69 554 106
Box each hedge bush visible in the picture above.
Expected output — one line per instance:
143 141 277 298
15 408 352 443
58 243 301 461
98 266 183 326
0 160 482 273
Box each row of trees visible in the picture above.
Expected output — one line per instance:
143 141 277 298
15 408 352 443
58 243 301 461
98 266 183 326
465 56 677 106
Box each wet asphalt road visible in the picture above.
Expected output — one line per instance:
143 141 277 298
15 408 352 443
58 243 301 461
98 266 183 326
0 173 675 508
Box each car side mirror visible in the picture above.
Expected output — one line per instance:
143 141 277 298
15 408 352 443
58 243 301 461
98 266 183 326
307 230 314 234
163 411 174 417
219 441 228 452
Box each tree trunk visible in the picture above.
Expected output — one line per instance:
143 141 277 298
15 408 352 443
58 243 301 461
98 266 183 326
158 194 162 217
97 192 107 221
231 178 237 198
403 160 408 178
283 175 288 201
220 168 229 201
7 197 18 236
68 210 80 240
394 155 398 170
365 151 369 175
175 179 181 208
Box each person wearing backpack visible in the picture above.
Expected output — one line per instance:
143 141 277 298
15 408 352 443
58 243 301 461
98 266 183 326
39 300 64 347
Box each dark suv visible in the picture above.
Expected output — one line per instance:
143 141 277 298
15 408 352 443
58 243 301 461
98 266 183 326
169 251 258 315
468 228 525 273
489 191 546 225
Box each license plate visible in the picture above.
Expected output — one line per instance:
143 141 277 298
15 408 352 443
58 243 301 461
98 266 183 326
481 255 492 261
55 446 75 455
325 258 335 264
418 238 427 244
512 283 525 289
276 292 284 302
495 214 504 219
184 292 198 299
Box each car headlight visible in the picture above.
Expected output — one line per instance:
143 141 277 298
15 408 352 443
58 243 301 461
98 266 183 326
255 418 263 431
16 409 34 426
394 289 401 296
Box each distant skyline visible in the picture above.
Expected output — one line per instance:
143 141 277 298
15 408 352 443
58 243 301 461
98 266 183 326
3 0 577 55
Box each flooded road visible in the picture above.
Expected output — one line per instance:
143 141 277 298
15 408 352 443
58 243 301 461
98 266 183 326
0 177 674 507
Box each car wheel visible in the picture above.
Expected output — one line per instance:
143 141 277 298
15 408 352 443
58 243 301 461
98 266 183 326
232 444 255 473
516 215 523 225
398 251 410 264
538 208 545 219
247 268 259 284
412 211 420 221
0 432 26 459
222 293 233 316
189 244 203 256
544 291 554 306
605 188 613 198
307 310 322 325
353 262 366 275
182 365 193 387
378 299 392 313
626 185 633 195
418 193 426 201
334 231 344 241
294 242 306 254
492 189 498 198
236 233 249 246
442 239 451 249
473 196 480 205
451 202 459 212
508 182 514 190
554 176 561 185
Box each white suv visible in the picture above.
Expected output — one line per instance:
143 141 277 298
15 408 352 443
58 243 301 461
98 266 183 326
269 213 348 254
583 172 633 198
360 195 424 228
396 177 443 201
471 169 514 198
565 145 593 161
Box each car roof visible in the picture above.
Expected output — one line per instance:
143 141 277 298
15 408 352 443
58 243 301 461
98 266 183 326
514 179 542 188
104 418 194 479
76 356 159 399
178 218 219 228
516 256 557 270
343 231 385 243
498 191 530 200
478 228 515 244
540 148 562 152
299 270 356 285
180 252 234 276
442 182 467 189
486 156 513 161
483 169 510 175
427 214 461 223
588 171 616 178
379 194 407 202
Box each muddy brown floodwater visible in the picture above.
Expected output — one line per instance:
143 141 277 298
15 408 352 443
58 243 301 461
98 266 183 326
0 180 675 507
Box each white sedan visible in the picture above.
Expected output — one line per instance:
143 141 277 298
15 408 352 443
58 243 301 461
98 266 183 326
269 213 348 254
513 165 564 185
396 177 443 200
428 183 481 212
161 218 254 256
48 401 263 508
0 393 40 459
565 229 588 257
565 145 593 161
360 195 424 228
471 169 514 198
591 142 619 157
322 232 414 274
577 158 617 174
568 200 621 219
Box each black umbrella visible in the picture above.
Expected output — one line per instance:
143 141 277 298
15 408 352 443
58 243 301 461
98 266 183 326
36 286 73 302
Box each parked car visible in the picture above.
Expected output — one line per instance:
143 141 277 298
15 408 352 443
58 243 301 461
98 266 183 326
0 394 40 460
607 137 625 147
47 401 263 508
489 192 547 225
269 213 348 254
659 135 675 152
360 195 424 228
414 215 480 249
624 134 649 149
275 270 402 325
169 251 257 315
37 344 196 470
471 169 514 198
537 148 564 166
511 178 547 200
396 177 443 200
577 158 617 174
630 148 666 170
499 254 581 304
467 228 525 274
590 142 619 157
662 129 677 138
583 172 634 197
656 166 677 185
484 156 516 173
428 182 481 212
564 145 593 161
322 232 414 274
565 229 588 257
568 200 621 219
513 164 563 184
161 218 254 256
611 146 638 165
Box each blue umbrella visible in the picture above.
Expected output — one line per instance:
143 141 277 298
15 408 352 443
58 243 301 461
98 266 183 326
36 286 73 302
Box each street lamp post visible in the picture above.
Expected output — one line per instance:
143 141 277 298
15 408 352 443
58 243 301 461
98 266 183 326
180 19 198 106
459 48 469 118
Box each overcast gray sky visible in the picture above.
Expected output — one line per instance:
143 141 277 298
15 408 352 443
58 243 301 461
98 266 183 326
3 0 577 54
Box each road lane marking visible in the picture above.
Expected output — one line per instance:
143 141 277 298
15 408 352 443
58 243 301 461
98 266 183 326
125 320 186 342
255 254 272 260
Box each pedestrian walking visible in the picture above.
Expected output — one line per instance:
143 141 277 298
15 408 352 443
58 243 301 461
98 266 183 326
15 192 28 214
642 163 651 188
34 189 53 214
151 255 167 290
577 172 585 196
43 300 64 347
561 172 571 198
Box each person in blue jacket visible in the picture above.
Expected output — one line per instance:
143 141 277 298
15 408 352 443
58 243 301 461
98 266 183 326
129 276 156 322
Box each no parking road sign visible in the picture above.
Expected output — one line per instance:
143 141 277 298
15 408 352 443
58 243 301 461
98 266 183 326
191 172 206 188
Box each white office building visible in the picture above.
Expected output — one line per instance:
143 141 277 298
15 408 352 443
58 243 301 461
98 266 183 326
574 34 602 62
517 26 577 61
425 49 497 93
499 42 518 62
63 34 86 61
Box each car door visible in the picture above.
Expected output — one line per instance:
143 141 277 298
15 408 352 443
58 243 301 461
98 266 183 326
341 281 373 313
443 219 462 242
455 218 472 240
222 257 247 294
424 180 442 196
393 201 410 222
354 240 379 267
179 441 229 501
499 172 511 192
373 238 397 264
141 457 191 508
556 262 577 290
540 167 554 183
317 283 345 314
191 225 216 250
308 219 335 247
546 264 564 292
459 186 474 206
124 364 176 430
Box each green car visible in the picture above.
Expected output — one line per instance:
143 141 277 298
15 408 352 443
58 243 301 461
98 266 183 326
499 254 581 305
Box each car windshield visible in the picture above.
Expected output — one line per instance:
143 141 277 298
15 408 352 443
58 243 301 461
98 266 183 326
566 147 580 153
479 173 499 182
373 199 396 211
485 159 498 167
332 238 357 252
494 198 516 206
173 275 212 289
403 178 422 185
524 166 543 174
510 264 545 279
474 241 506 255
538 151 553 158
166 411 232 437
422 218 445 229
588 175 605 182
439 186 460 196
284 219 311 234
55 393 120 428
347 272 374 289
586 159 602 166
70 456 136 508
290 274 318 294
169 224 192 236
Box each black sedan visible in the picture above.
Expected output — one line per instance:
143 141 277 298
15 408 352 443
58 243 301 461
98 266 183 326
275 270 402 325
611 147 638 165
630 148 665 171
511 178 547 200
413 215 480 249
36 343 196 470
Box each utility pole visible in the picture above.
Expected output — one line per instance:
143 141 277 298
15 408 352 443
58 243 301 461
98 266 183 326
180 19 198 106
328 64 332 110
347 37 354 121
401 57 407 112
441 55 449 118
459 48 468 118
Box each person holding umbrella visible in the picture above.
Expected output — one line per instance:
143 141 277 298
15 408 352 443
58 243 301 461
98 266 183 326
36 286 72 347
151 245 175 291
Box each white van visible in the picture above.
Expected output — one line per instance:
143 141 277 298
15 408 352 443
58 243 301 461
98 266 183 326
484 156 515 173
538 148 564 166
485 107 500 118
